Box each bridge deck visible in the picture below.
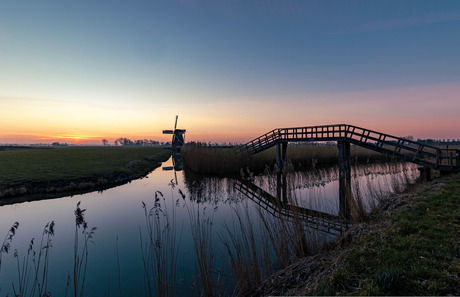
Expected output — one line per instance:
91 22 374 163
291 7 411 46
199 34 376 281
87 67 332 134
237 124 459 171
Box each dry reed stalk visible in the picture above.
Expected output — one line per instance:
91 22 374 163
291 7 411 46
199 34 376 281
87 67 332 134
140 190 182 297
10 221 55 297
187 202 218 297
0 222 19 272
220 203 269 295
69 202 97 297
181 142 391 175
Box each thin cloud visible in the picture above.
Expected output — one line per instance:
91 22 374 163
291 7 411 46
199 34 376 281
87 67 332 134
339 11 460 33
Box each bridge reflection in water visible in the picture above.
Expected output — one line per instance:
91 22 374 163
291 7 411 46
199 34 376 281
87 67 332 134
234 178 351 236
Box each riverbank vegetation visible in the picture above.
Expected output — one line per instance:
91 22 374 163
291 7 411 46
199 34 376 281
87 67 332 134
250 172 460 296
181 142 391 175
0 146 171 199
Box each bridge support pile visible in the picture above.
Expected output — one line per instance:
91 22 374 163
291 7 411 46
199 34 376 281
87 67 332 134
338 141 351 221
276 142 288 204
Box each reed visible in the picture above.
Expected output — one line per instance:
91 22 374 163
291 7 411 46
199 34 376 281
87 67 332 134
12 221 55 297
140 190 182 297
220 203 270 295
187 202 218 297
69 201 97 297
220 168 325 296
0 222 19 272
181 142 390 175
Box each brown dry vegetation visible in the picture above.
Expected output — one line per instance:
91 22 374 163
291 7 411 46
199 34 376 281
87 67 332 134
181 142 389 175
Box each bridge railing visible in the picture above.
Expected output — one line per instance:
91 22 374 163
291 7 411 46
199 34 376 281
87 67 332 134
238 128 282 155
238 124 458 171
438 149 460 169
346 125 443 169
279 124 348 141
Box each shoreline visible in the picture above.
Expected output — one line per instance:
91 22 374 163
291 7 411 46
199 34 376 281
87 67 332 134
248 172 460 296
0 147 171 204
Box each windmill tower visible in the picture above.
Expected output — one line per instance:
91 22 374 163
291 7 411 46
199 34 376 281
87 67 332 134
163 115 186 151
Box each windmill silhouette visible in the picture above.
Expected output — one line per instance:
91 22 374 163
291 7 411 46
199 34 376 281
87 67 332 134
162 115 186 151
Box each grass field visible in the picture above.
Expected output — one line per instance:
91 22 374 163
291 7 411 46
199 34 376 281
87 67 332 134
310 173 460 295
0 146 171 197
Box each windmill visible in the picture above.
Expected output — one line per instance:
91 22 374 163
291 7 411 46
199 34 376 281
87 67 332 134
163 115 186 151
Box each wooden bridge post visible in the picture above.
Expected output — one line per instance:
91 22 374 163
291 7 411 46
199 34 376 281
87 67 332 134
418 167 432 181
276 142 288 204
338 140 351 221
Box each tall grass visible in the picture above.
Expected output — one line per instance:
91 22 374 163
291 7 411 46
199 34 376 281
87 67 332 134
220 203 272 295
181 142 390 175
187 202 218 297
69 202 97 297
1 203 96 297
0 222 19 272
220 170 323 295
350 161 419 217
12 221 55 297
140 190 182 297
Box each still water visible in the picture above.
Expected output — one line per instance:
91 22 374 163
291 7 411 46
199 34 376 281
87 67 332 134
0 157 419 296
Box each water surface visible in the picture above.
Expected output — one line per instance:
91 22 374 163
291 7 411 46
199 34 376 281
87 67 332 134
0 157 419 296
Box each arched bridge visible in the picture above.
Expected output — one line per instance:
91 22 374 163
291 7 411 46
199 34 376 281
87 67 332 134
237 124 459 172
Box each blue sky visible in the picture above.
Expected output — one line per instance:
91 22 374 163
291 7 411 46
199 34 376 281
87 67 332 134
1 0 460 143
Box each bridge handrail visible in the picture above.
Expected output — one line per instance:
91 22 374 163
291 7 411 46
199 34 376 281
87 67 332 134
237 124 458 171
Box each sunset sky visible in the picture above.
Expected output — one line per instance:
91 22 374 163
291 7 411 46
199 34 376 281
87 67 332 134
1 1 460 144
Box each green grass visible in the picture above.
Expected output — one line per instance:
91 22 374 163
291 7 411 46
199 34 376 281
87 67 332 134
312 173 460 295
0 146 171 194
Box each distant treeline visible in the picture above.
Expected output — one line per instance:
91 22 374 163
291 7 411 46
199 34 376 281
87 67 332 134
103 138 166 146
417 139 460 145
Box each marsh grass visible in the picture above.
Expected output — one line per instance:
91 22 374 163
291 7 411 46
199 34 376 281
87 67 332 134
187 202 219 297
221 170 325 295
220 203 272 295
0 222 19 272
181 142 389 175
12 221 55 297
0 203 97 297
68 202 97 297
140 190 182 297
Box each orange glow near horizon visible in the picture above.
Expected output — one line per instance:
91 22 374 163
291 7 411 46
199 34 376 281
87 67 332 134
1 82 460 145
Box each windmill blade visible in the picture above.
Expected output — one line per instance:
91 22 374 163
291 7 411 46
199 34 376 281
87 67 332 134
174 115 178 130
163 130 174 134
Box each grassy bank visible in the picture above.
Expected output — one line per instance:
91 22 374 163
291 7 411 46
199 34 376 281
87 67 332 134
0 146 171 199
250 172 460 296
181 142 390 175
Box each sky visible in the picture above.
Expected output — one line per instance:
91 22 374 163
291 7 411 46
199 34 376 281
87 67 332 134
1 0 460 144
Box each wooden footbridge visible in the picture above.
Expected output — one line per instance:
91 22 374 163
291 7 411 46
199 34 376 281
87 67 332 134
237 124 459 221
237 124 459 172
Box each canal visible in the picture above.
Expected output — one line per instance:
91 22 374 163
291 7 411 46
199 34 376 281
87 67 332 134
0 157 419 296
